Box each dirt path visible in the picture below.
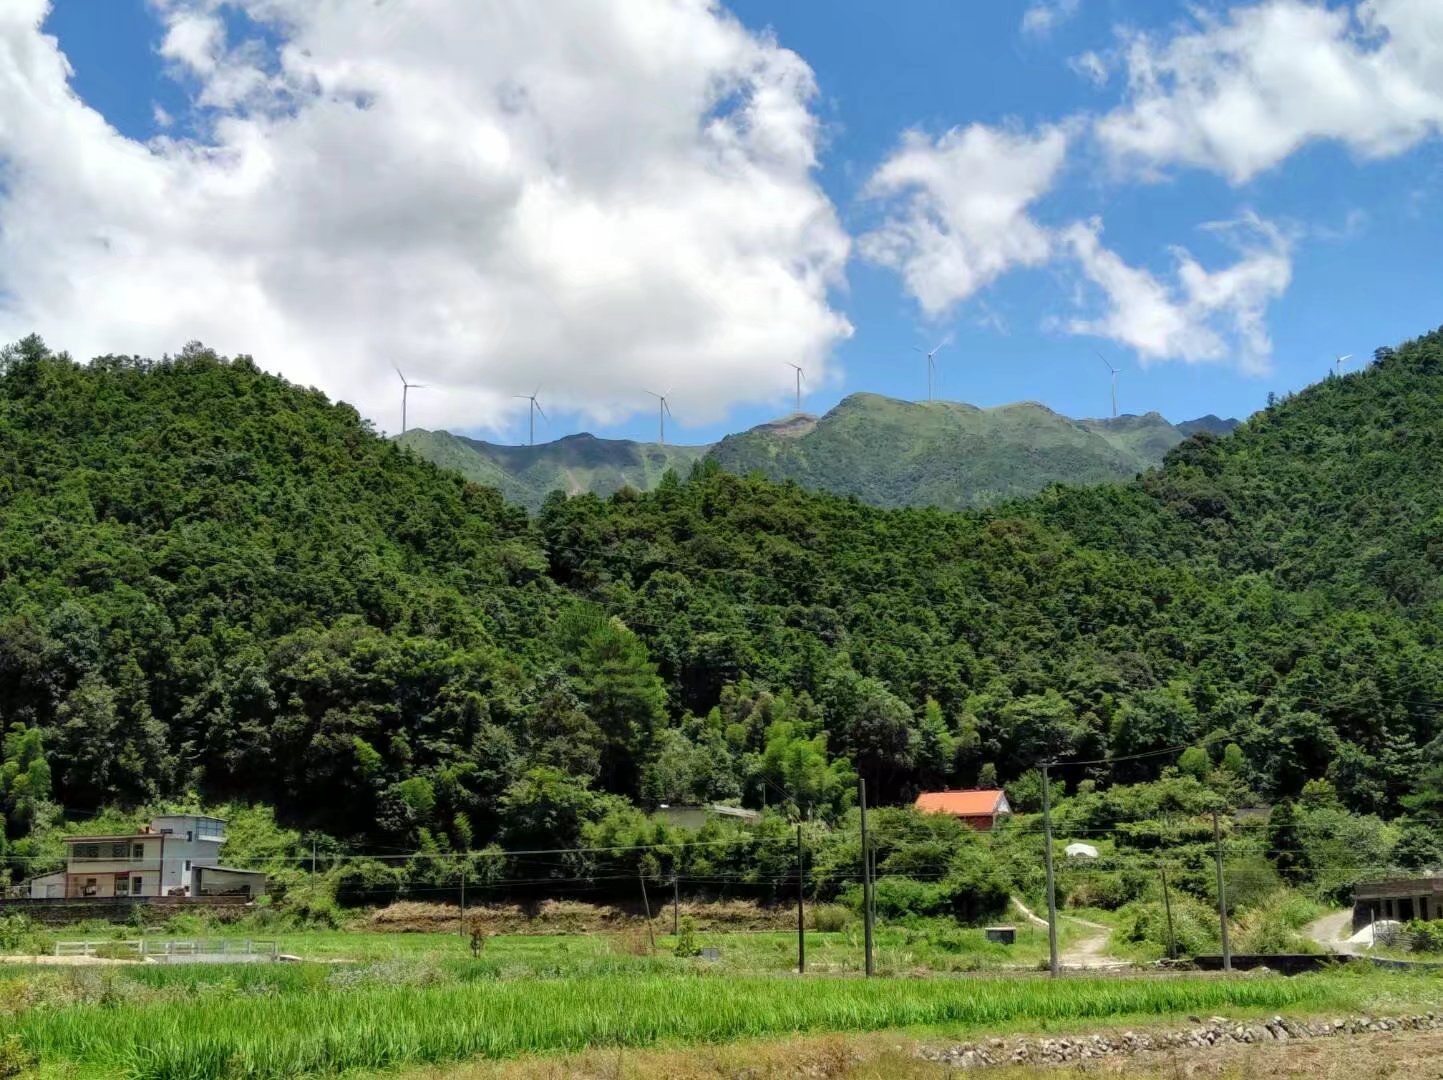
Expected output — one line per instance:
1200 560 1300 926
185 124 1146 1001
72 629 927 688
1306 910 1359 955
431 1018 1443 1079
1010 898 1122 969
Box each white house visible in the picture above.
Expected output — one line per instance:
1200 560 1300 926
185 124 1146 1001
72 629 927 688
28 815 265 900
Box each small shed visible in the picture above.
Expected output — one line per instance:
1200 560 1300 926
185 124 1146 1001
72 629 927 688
192 866 267 898
23 871 66 899
914 789 1011 832
653 804 762 830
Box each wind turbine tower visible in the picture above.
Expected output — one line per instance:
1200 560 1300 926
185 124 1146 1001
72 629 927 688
1334 353 1353 377
514 388 546 446
913 342 947 402
785 363 805 414
394 365 428 434
1097 352 1120 419
645 389 674 446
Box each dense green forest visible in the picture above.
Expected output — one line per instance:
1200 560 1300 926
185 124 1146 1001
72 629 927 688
1 328 1442 911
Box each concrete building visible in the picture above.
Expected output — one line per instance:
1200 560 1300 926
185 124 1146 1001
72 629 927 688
1353 876 1443 929
27 815 265 900
914 789 1012 832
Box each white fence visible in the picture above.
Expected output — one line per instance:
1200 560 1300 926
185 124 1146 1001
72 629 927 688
54 939 278 960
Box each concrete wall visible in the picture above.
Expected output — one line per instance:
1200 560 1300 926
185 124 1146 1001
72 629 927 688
0 897 253 926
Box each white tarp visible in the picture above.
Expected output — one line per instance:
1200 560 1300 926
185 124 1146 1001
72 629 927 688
1064 842 1099 859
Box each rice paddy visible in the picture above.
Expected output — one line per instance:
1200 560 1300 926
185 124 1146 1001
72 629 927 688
4 923 1441 1079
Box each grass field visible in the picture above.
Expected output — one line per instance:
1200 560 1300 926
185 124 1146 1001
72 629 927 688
6 919 1438 1078
7 965 1436 1079
42 919 1087 973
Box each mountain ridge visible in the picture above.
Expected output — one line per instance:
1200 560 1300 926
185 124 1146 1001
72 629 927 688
400 391 1239 512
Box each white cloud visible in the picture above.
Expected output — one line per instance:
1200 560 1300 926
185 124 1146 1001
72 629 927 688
1022 0 1081 37
857 123 1070 316
1059 213 1292 373
1098 0 1443 183
1068 50 1109 87
0 0 852 433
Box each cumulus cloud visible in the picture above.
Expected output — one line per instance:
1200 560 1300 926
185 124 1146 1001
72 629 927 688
1059 214 1292 373
0 0 852 433
1098 0 1443 182
1021 0 1081 37
857 123 1070 316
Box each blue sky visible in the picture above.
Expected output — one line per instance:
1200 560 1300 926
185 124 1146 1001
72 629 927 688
7 0 1443 444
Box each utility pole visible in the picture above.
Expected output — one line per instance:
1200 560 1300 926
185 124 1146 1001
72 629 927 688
1212 810 1232 973
1160 865 1176 961
311 835 317 882
672 873 680 937
1040 763 1060 978
459 861 467 939
796 823 806 974
638 868 656 952
859 778 874 977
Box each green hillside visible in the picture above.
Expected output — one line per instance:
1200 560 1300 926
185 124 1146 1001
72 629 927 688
1 327 1441 889
398 429 709 511
405 393 1236 512
709 393 1193 510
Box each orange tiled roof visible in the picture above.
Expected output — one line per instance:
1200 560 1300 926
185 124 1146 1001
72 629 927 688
915 789 1006 816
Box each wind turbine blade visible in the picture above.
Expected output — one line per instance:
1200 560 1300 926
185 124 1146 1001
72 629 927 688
394 365 407 384
411 384 429 390
663 399 674 417
1338 354 1353 363
931 341 947 356
534 402 547 421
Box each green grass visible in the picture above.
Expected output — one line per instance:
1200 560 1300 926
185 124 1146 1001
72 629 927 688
9 969 1430 1079
46 921 1079 973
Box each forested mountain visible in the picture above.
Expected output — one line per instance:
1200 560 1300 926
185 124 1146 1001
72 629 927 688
708 393 1216 510
1 328 1441 877
397 429 708 511
401 393 1238 512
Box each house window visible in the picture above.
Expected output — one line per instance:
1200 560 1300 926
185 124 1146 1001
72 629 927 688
82 877 97 897
184 860 191 871
115 877 129 896
108 842 127 859
132 844 144 859
186 831 193 842
73 843 100 860
132 877 143 895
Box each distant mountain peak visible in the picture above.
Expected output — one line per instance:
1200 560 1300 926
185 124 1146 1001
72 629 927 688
404 393 1243 513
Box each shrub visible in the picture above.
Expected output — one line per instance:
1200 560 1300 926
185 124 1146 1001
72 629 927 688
0 914 51 956
1405 919 1443 954
809 904 851 932
673 917 701 958
0 1034 34 1077
1120 895 1219 958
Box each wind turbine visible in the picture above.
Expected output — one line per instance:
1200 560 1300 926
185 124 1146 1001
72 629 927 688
645 389 674 446
913 341 947 402
1097 351 1121 419
394 365 428 434
1333 353 1354 377
514 388 546 446
785 363 805 414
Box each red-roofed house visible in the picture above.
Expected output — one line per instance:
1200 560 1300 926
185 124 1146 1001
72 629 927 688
914 789 1011 832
